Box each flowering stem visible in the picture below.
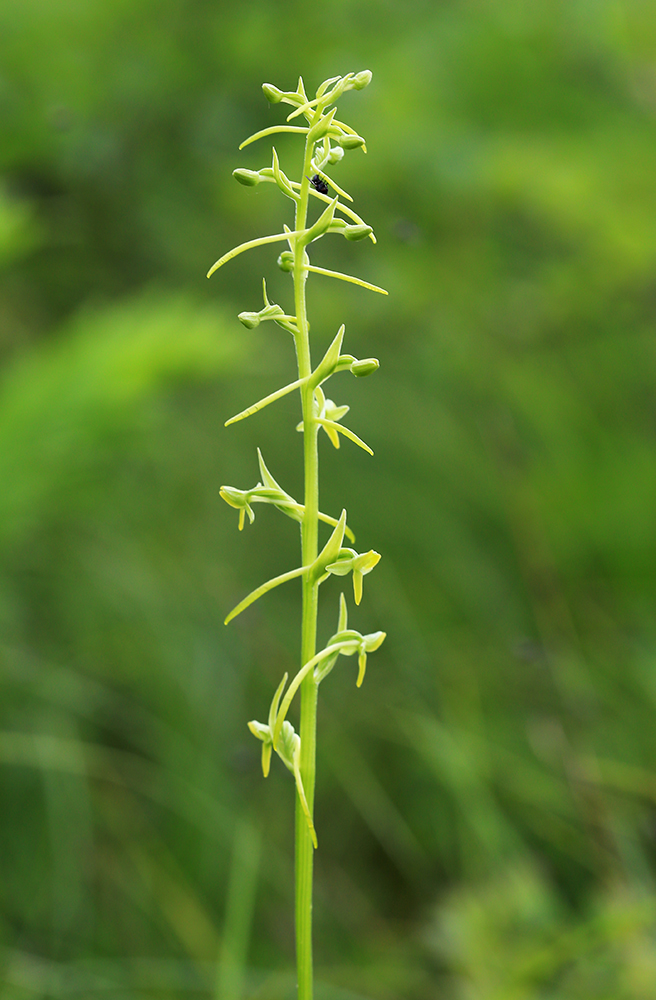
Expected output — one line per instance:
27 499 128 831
215 73 384 1000
294 123 320 1000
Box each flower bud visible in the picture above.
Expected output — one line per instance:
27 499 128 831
238 311 260 329
353 70 373 90
277 251 294 272
336 134 366 150
343 224 373 242
262 83 284 103
350 357 379 377
232 168 261 187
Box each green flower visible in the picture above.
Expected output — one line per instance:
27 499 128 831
297 385 373 455
314 594 386 686
248 673 317 848
219 485 254 531
326 548 381 604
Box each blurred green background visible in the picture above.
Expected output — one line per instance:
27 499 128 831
2 1 656 997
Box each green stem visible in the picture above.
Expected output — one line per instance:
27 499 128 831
293 120 320 1000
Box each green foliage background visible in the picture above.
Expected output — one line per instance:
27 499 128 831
2 1 656 997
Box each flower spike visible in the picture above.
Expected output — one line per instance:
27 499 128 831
214 73 384 960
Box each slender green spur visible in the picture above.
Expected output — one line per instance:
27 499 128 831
210 71 386 1000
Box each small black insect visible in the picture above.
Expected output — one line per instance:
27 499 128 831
309 174 329 196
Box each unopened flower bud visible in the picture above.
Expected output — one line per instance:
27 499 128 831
336 134 366 150
238 311 261 329
262 83 284 103
277 251 294 272
353 70 373 90
343 224 373 242
350 357 379 377
232 168 261 187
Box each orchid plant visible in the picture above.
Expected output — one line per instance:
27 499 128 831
209 71 386 1000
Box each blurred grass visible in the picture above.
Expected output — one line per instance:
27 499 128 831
2 0 656 997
